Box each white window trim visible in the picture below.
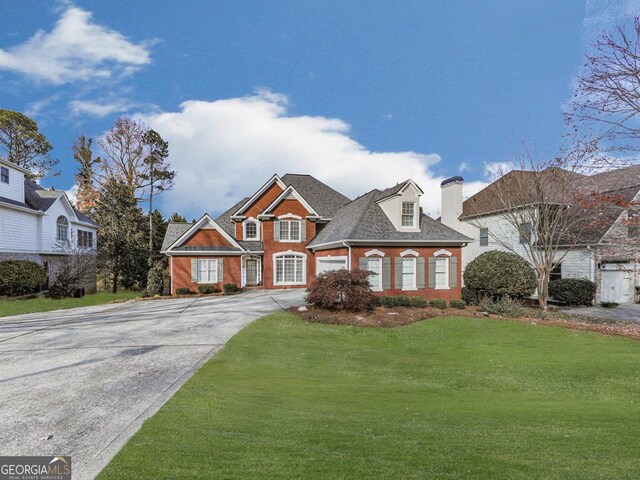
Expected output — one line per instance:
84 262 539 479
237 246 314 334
273 251 307 286
277 213 302 220
242 218 260 241
401 257 417 291
366 256 383 292
197 258 219 284
400 201 418 229
364 249 385 257
400 249 419 257
434 257 450 290
0 166 9 184
433 249 452 257
278 219 302 243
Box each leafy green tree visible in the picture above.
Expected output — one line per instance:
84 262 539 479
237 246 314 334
141 129 175 262
146 209 168 263
94 179 148 293
0 109 57 179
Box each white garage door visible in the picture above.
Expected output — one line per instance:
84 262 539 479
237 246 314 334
316 257 348 275
601 269 634 303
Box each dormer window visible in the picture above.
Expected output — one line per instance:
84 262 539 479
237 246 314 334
243 219 260 240
401 202 416 228
1 166 8 184
56 216 69 242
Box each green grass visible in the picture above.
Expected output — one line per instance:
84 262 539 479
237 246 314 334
98 314 640 480
0 291 139 317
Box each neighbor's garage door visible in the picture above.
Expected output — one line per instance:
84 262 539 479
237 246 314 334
601 269 634 303
316 257 348 275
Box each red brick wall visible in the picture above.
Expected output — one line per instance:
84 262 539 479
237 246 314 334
183 228 233 247
262 198 316 289
169 255 242 294
349 246 463 300
234 182 284 239
315 247 349 257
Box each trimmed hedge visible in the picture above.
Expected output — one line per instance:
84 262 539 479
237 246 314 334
549 279 596 306
464 251 536 301
449 299 467 309
428 298 447 309
0 260 47 296
223 283 239 294
146 262 164 296
197 284 219 295
461 287 481 305
176 287 193 295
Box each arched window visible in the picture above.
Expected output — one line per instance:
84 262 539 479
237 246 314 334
56 216 69 242
273 252 306 285
243 219 260 240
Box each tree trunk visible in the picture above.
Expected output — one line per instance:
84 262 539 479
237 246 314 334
537 269 548 310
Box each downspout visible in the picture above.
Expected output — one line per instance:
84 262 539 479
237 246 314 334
343 242 352 270
587 245 595 282
169 255 173 294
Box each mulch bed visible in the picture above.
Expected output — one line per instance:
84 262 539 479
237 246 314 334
289 305 640 341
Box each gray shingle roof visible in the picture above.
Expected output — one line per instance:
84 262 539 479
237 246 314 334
161 222 193 251
307 186 471 248
280 174 350 217
172 246 241 252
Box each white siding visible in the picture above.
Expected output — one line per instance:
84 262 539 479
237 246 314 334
556 249 594 281
0 165 25 204
0 205 41 252
40 197 97 253
378 183 422 231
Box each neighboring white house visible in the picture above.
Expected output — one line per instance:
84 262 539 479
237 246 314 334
440 167 640 304
0 158 99 293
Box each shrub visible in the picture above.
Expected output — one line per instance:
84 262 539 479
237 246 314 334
479 297 525 317
428 298 447 309
176 287 193 295
306 269 376 312
464 251 536 301
410 297 428 308
0 260 47 296
377 296 395 308
548 278 596 306
600 301 619 309
146 262 165 296
461 286 481 305
223 283 239 294
197 284 216 295
449 299 467 309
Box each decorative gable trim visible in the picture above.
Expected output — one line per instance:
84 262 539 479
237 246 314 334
166 213 244 252
400 249 419 257
433 249 452 257
51 194 80 223
260 185 319 216
232 174 286 216
364 249 385 257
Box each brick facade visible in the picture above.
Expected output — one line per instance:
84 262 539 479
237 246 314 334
170 255 242 294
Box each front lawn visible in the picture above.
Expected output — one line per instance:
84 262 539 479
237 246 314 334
0 291 139 317
99 313 640 479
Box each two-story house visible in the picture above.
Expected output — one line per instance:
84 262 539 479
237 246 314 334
161 173 470 299
0 158 99 293
440 165 640 304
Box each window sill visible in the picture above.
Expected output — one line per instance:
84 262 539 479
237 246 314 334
274 282 306 286
402 287 417 291
435 286 450 290
278 240 301 243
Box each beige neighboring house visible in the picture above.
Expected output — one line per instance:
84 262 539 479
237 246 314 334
440 165 640 304
0 158 99 293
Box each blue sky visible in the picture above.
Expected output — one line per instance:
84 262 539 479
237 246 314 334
0 1 627 217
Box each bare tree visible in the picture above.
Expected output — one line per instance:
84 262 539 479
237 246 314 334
49 244 97 298
466 152 604 310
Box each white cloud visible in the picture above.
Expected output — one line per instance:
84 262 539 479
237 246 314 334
458 162 469 173
0 6 153 84
69 99 132 117
141 90 487 218
65 184 78 207
483 161 516 180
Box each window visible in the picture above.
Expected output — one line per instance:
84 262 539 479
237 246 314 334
402 257 416 290
479 228 489 246
56 216 69 242
435 257 449 289
274 254 305 284
628 210 639 238
0 166 8 184
244 221 259 240
550 263 562 282
77 230 94 248
279 220 301 241
519 222 532 244
197 259 218 283
401 202 415 227
366 257 382 291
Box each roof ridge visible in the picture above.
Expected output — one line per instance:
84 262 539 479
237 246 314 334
345 190 379 239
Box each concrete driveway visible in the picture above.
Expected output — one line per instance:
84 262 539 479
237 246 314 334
566 303 640 323
0 289 305 480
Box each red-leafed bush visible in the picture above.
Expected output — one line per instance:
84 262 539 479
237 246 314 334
305 269 376 312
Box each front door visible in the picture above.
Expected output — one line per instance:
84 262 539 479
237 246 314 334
246 259 258 286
